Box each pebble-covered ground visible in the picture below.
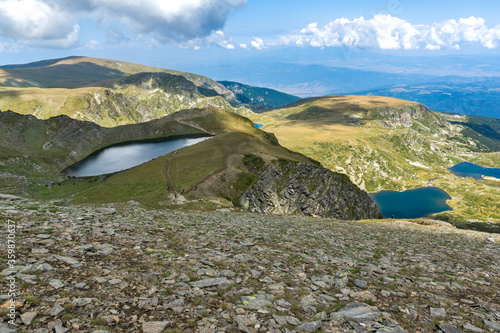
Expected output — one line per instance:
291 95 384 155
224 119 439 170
0 194 499 333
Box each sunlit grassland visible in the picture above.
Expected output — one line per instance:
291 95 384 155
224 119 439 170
249 95 500 223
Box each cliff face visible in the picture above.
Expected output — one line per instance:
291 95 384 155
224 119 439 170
241 160 381 220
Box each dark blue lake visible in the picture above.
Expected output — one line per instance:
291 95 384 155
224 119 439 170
449 161 500 180
66 136 209 177
369 187 452 219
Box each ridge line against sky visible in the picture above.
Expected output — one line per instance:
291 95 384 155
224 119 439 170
0 0 499 68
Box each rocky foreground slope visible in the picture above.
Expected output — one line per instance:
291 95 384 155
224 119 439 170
1 195 499 333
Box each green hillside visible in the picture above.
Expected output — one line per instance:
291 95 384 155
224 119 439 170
249 95 500 223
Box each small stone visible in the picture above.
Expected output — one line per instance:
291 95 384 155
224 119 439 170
72 298 92 306
190 277 228 288
430 307 447 317
439 324 464 333
49 279 65 289
353 279 368 288
485 237 495 244
220 270 235 277
75 282 87 289
314 311 328 321
54 325 69 333
350 290 376 302
32 248 49 254
484 320 500 332
37 234 51 239
142 321 170 333
21 311 37 325
33 263 55 273
108 278 122 285
53 255 79 265
241 295 273 310
337 301 381 322
95 207 117 215
463 322 484 332
297 321 322 332
286 316 302 326
49 304 65 316
96 277 108 283
0 323 17 333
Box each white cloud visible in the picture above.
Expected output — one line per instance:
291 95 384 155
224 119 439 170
85 40 101 50
277 15 500 51
179 30 235 50
0 0 246 49
0 42 9 52
251 37 266 50
239 43 248 49
0 0 80 48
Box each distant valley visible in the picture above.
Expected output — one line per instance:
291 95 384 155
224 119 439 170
185 62 500 119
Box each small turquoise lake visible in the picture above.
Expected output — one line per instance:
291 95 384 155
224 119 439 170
449 161 500 180
66 136 209 177
254 123 264 129
369 187 452 219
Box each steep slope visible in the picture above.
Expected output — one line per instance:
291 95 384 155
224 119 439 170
0 56 246 126
218 80 300 111
249 95 500 222
0 107 249 174
0 72 240 127
0 107 380 219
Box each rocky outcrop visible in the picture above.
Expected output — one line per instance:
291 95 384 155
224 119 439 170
376 103 448 129
241 160 380 220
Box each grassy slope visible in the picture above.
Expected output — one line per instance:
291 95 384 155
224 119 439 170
0 107 252 175
249 95 500 222
0 56 207 88
28 110 316 206
0 56 242 126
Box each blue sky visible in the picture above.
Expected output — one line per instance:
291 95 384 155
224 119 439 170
0 0 499 68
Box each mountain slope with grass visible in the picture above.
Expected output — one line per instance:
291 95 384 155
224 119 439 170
0 57 304 124
0 56 247 126
0 107 379 219
249 95 500 222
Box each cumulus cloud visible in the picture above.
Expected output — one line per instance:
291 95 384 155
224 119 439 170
0 0 246 49
251 37 266 50
278 15 500 51
179 30 235 49
0 0 80 48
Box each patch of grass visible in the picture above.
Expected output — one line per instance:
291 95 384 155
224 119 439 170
25 296 41 305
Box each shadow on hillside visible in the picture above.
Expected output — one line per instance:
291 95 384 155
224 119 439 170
4 62 126 89
285 103 369 126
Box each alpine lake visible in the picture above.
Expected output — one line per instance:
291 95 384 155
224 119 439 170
370 161 500 219
66 136 209 177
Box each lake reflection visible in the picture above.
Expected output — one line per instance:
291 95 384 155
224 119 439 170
66 136 209 177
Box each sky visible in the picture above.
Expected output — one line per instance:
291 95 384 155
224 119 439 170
0 0 500 69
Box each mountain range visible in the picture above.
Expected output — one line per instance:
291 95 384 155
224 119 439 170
0 56 499 224
184 62 500 118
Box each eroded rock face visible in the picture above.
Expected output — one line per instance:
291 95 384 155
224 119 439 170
240 160 381 220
